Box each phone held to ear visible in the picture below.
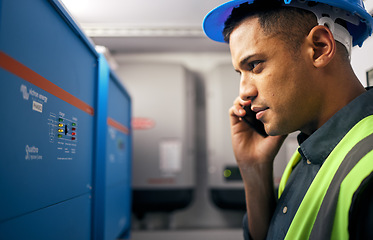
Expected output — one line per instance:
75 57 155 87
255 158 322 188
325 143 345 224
242 105 268 138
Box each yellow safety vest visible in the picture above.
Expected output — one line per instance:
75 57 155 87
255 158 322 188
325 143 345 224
278 115 373 240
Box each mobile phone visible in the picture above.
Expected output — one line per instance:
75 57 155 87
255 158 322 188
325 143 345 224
242 105 268 137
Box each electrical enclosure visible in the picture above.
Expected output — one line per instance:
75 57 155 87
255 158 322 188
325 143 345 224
104 70 132 240
120 63 196 214
0 1 132 239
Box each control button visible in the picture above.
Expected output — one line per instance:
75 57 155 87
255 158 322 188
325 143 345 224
306 160 311 165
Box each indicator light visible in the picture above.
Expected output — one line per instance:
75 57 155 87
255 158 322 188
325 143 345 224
58 123 63 127
71 137 76 140
72 127 76 131
58 129 64 133
224 169 232 178
72 132 76 136
72 123 76 126
58 134 63 138
59 118 63 122
223 167 242 181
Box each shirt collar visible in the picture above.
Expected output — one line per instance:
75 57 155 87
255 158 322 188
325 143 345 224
298 88 373 165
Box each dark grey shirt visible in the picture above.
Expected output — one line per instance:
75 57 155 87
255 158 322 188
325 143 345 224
243 88 373 240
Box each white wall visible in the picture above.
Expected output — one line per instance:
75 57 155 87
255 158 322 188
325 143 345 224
351 36 373 87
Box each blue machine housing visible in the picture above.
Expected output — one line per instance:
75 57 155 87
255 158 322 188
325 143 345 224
104 69 132 240
0 0 132 239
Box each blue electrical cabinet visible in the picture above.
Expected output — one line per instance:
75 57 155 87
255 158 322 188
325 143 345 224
0 0 132 239
104 71 132 240
93 55 132 240
0 0 98 238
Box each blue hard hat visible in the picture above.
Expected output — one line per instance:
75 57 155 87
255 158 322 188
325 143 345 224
203 0 373 47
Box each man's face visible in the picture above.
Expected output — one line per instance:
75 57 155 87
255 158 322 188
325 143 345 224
230 17 321 136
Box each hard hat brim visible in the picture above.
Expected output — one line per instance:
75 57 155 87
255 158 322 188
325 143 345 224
202 0 252 43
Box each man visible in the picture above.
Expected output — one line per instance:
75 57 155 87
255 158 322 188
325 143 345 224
203 0 373 239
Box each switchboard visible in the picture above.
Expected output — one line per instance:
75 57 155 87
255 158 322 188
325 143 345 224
0 2 97 236
0 0 132 239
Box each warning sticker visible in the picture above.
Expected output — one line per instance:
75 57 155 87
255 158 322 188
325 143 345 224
159 139 182 174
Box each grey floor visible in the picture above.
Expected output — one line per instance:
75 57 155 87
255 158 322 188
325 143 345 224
130 229 243 240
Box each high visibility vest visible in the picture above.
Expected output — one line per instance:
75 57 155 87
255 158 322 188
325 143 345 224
278 115 373 240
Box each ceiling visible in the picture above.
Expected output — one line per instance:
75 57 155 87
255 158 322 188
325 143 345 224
60 0 373 54
60 0 231 53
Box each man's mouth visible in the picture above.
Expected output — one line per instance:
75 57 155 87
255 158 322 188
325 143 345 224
252 106 269 120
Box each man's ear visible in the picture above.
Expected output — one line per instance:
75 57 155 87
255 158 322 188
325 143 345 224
306 25 336 68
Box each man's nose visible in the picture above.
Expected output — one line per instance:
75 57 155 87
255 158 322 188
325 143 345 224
239 74 257 101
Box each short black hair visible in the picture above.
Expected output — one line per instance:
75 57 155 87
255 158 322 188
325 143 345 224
223 0 318 53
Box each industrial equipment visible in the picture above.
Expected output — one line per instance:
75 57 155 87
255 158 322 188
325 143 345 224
120 63 196 217
104 70 132 240
0 1 132 239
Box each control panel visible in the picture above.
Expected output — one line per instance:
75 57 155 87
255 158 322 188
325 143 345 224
50 112 79 159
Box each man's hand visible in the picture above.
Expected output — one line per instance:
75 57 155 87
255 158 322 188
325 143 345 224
229 97 287 168
229 96 287 240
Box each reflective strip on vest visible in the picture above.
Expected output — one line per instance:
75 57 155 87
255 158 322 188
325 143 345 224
279 115 373 240
310 133 373 239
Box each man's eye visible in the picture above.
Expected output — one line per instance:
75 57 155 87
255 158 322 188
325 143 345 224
248 60 262 71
